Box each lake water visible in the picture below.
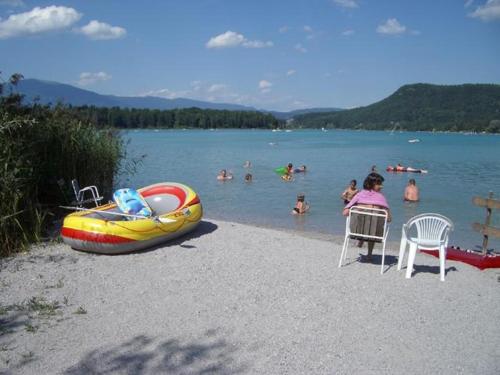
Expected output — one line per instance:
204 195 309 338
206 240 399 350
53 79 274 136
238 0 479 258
122 129 500 250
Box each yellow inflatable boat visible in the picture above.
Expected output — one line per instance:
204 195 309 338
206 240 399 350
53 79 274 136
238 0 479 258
61 182 202 254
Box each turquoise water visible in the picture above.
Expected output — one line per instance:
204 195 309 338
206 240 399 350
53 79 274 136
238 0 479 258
123 129 500 250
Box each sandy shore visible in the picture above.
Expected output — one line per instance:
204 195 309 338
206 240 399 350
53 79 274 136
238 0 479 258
1 219 499 374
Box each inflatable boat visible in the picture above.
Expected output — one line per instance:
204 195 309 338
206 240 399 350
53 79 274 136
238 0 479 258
61 182 202 254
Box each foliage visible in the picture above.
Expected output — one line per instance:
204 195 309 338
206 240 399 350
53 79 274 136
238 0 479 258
293 83 500 133
0 74 124 257
63 105 282 130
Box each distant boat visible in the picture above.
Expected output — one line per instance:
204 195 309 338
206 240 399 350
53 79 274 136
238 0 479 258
321 127 328 132
408 139 420 143
285 129 292 133
272 129 281 132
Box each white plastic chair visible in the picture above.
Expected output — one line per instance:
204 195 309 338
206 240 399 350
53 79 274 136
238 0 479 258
397 213 453 281
71 179 103 207
338 206 390 274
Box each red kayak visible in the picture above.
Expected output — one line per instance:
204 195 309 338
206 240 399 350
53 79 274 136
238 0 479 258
421 247 500 270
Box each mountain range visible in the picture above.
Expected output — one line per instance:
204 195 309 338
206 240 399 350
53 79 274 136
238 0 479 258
13 79 341 120
293 83 500 132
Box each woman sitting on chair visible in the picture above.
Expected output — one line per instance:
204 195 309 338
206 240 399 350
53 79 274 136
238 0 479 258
342 172 391 260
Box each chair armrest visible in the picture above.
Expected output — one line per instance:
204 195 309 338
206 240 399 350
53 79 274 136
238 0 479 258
78 186 103 201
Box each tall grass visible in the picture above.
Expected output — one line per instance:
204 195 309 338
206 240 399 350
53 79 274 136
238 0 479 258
0 106 125 257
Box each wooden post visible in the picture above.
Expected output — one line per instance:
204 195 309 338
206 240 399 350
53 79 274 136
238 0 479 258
472 192 500 256
482 192 494 255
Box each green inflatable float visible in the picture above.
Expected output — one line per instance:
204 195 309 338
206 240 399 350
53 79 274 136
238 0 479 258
274 166 287 176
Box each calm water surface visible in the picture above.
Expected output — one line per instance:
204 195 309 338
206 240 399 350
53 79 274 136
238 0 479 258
122 129 500 250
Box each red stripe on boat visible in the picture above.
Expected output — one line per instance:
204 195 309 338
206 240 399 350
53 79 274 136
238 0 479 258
141 185 187 204
61 227 135 244
186 195 200 207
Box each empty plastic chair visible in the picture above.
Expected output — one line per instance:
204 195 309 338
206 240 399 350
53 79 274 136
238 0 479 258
397 213 454 281
71 179 103 207
338 206 390 274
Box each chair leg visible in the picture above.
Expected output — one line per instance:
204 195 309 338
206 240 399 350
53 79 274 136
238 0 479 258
338 236 349 268
405 243 417 279
380 240 387 275
397 237 407 271
439 245 446 282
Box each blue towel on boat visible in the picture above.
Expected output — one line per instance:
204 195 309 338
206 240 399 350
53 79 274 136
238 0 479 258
113 188 152 218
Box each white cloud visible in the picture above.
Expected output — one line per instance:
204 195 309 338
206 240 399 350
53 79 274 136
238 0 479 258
279 25 289 33
332 0 359 8
77 72 112 86
465 0 475 7
207 83 227 93
258 80 272 93
0 5 81 39
258 80 272 89
303 25 313 32
294 43 307 53
0 0 24 7
341 29 355 36
76 20 126 40
142 81 232 101
376 18 407 35
190 81 202 92
206 30 273 49
286 69 296 76
141 81 305 111
142 87 192 99
469 0 500 21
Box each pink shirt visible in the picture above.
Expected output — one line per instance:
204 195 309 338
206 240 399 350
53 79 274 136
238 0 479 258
344 189 389 209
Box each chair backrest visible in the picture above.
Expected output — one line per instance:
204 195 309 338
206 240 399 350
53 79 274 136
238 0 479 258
405 213 453 243
71 179 80 200
348 206 389 243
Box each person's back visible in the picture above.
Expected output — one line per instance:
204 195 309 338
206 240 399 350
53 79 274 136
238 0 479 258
404 179 419 201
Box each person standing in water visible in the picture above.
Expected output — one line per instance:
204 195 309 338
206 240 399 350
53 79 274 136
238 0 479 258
404 179 420 201
292 193 309 215
341 179 359 205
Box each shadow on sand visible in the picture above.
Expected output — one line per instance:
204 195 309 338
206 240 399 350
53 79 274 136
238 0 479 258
136 220 218 255
411 264 458 278
64 330 247 374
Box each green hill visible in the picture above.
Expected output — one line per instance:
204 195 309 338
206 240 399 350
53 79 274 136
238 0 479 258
293 83 500 133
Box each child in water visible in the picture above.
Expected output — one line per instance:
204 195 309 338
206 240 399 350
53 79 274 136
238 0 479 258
292 193 309 215
341 179 359 205
244 173 252 182
217 169 233 180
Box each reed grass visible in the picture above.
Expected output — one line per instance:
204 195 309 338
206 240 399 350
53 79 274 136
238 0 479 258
0 102 125 257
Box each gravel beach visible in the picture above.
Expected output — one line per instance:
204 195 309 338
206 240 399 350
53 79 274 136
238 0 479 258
1 219 499 374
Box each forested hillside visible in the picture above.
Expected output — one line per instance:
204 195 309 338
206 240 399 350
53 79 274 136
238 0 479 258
293 84 500 133
65 105 282 129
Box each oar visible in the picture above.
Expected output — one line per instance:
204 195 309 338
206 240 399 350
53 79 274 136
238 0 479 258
59 206 176 223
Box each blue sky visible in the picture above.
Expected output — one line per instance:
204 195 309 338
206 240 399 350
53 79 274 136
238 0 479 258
1 0 499 111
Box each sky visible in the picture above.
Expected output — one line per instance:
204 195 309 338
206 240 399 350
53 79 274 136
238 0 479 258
1 0 500 111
